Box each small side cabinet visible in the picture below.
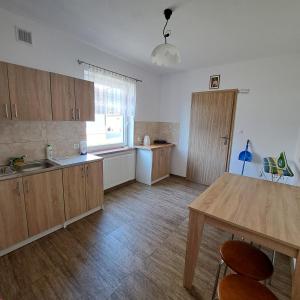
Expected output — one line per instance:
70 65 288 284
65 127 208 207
136 144 173 185
0 178 28 250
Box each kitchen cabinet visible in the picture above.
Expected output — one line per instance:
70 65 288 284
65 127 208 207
7 64 52 120
151 147 171 182
75 78 95 121
51 73 76 121
136 144 173 185
86 161 104 210
0 60 95 121
63 164 87 219
63 160 103 220
23 170 65 236
0 62 11 120
0 178 28 250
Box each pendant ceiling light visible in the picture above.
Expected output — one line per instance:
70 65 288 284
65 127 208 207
151 8 181 67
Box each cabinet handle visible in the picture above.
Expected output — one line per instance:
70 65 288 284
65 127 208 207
81 166 85 178
4 104 9 119
25 181 29 193
71 108 75 120
13 104 18 119
86 165 89 177
76 108 81 120
16 181 21 196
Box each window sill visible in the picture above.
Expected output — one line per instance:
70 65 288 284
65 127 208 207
88 146 135 156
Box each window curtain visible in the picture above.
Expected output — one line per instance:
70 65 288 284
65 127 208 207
84 65 136 118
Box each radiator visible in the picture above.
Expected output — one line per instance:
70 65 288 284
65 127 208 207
103 151 136 190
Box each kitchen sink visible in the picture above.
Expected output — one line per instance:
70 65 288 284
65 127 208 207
18 160 57 172
0 160 58 178
0 166 17 177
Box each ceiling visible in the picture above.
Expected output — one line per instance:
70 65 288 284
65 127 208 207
1 0 300 74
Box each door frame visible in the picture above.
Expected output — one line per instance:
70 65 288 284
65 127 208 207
187 89 238 179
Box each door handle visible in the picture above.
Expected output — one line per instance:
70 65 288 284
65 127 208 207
220 136 230 145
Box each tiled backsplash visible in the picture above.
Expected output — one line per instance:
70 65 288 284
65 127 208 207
0 120 179 165
134 121 179 145
0 121 86 165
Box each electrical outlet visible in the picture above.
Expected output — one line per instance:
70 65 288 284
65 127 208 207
73 143 79 149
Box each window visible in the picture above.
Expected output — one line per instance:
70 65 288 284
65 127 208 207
84 66 136 151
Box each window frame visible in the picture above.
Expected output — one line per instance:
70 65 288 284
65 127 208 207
87 114 128 152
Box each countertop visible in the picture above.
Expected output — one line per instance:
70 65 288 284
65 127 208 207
50 154 103 166
0 154 103 181
135 143 175 151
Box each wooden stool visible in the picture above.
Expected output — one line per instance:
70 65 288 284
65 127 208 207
218 274 278 300
212 240 274 299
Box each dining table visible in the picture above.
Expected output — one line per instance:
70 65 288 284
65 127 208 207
183 172 300 299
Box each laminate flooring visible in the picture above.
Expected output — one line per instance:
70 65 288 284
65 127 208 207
0 176 292 299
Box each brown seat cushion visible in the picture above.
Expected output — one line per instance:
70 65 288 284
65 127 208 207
218 274 278 300
220 240 273 280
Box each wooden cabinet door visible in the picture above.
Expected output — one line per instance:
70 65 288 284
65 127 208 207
7 64 52 120
151 148 171 182
0 62 11 120
51 73 76 121
23 170 65 236
74 78 95 121
63 165 86 220
151 149 161 182
85 161 104 210
159 147 171 177
0 178 28 250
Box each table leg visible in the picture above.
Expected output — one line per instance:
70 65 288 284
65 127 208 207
183 209 205 289
292 250 300 300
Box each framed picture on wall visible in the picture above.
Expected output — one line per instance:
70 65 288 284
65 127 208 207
209 75 220 89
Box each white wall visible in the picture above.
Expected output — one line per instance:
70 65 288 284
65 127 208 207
160 54 300 186
0 7 160 122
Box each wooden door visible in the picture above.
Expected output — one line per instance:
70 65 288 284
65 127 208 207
23 170 65 236
74 78 95 121
63 165 86 220
7 64 52 120
85 161 104 210
0 178 28 249
0 62 11 120
51 73 76 120
187 90 237 185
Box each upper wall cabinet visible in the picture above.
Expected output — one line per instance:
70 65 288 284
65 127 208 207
0 62 11 120
0 61 95 121
51 73 76 121
75 78 95 121
7 64 52 121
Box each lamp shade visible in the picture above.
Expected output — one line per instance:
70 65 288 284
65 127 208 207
151 43 181 66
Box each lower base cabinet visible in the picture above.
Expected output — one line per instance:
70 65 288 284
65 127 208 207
63 164 87 220
23 170 65 236
63 160 104 220
0 159 104 253
0 178 28 250
136 145 173 185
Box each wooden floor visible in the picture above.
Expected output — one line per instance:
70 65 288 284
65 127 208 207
0 176 292 300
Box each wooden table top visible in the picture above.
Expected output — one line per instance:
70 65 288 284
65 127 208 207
189 173 300 249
